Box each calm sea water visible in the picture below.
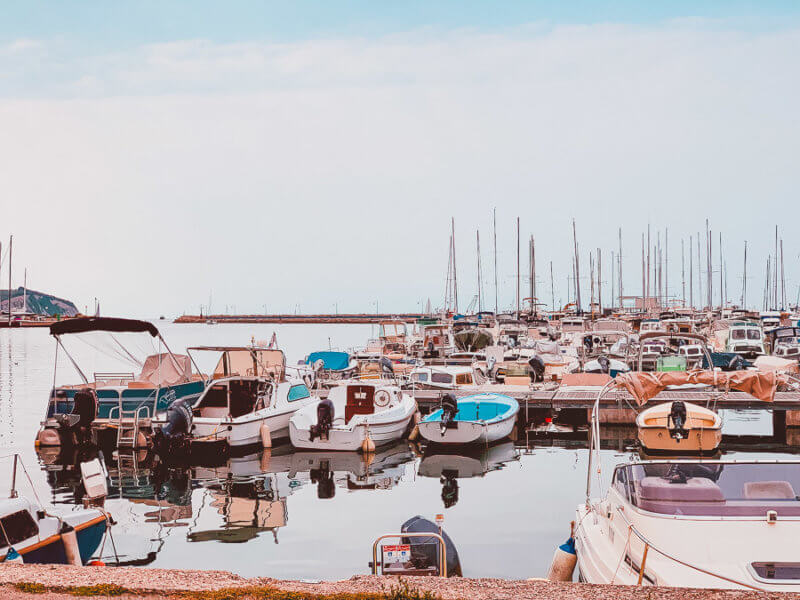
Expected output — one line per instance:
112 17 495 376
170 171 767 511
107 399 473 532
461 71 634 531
0 323 794 580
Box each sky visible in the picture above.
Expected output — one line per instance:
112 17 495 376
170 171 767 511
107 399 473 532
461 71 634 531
1 2 799 317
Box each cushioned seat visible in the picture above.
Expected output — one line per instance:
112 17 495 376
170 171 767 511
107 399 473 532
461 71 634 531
743 481 796 500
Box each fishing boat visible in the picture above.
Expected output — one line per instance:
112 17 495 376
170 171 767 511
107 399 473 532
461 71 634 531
36 317 205 448
418 393 519 445
152 346 317 451
636 400 722 454
289 381 417 452
0 455 109 565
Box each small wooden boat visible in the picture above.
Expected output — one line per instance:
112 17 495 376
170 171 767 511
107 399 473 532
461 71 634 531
0 456 109 565
636 400 722 453
418 393 518 445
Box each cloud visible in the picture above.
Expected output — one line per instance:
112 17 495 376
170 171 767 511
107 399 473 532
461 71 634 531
0 22 798 315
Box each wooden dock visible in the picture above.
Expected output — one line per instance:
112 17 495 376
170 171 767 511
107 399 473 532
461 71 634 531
406 386 800 412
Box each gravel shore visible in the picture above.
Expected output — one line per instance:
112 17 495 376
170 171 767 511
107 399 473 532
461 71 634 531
2 565 800 600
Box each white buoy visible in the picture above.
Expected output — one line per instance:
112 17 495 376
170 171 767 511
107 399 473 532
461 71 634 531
260 422 272 448
60 523 82 566
547 535 577 582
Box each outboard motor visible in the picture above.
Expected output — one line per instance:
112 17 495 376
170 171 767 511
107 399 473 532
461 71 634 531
54 388 98 446
310 398 335 442
440 394 459 435
528 355 545 382
667 401 689 441
583 335 594 353
310 461 335 499
379 356 394 375
152 399 193 456
596 355 611 374
441 470 459 508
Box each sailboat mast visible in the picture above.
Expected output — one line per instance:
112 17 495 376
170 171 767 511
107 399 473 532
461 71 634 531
781 239 786 310
597 247 602 314
681 238 686 307
689 235 693 309
516 217 520 317
493 208 498 314
476 230 483 313
742 240 747 308
641 232 645 313
618 227 623 310
452 217 458 313
572 219 582 313
7 235 12 326
550 261 555 312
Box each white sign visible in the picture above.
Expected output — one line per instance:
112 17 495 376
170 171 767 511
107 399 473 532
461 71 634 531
382 544 411 566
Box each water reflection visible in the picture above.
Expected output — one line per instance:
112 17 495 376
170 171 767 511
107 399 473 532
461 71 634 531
419 441 519 508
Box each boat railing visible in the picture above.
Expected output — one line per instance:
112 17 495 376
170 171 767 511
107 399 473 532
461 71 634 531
613 505 765 591
371 532 447 577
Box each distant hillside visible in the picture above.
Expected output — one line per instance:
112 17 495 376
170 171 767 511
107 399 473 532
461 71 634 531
0 287 80 317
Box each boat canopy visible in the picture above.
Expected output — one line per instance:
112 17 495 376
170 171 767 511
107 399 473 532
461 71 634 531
306 351 351 371
614 370 785 405
50 317 159 337
188 347 285 380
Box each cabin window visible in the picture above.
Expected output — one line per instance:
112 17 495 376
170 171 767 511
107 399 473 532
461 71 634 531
0 510 39 549
748 330 762 340
413 373 428 382
455 373 473 385
198 384 228 408
288 384 310 402
431 373 453 384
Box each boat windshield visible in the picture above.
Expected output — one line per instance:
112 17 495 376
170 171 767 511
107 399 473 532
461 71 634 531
613 462 800 517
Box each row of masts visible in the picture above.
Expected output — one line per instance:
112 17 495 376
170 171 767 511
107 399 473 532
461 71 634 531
443 216 796 316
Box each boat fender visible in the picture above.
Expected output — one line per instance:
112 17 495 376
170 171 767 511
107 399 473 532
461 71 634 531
407 412 421 441
4 547 23 564
60 522 82 566
36 428 62 447
361 432 376 453
88 560 105 566
260 422 272 448
546 536 576 582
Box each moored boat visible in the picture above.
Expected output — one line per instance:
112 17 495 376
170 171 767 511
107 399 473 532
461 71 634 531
289 381 417 452
418 393 518 445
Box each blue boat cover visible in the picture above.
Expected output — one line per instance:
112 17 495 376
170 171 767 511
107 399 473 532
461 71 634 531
306 351 351 371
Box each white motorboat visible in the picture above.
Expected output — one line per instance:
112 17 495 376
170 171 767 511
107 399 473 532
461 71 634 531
571 372 800 591
418 393 519 445
289 381 417 452
153 346 317 450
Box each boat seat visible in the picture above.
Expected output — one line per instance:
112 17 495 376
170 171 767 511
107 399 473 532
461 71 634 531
743 481 796 500
639 477 724 502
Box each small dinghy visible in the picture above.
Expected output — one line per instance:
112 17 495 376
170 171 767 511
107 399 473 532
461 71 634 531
418 393 519 445
0 455 110 565
289 382 417 452
636 400 722 454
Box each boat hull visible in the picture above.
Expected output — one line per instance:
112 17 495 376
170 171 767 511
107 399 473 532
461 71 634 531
289 412 414 451
418 415 515 445
2 516 107 566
